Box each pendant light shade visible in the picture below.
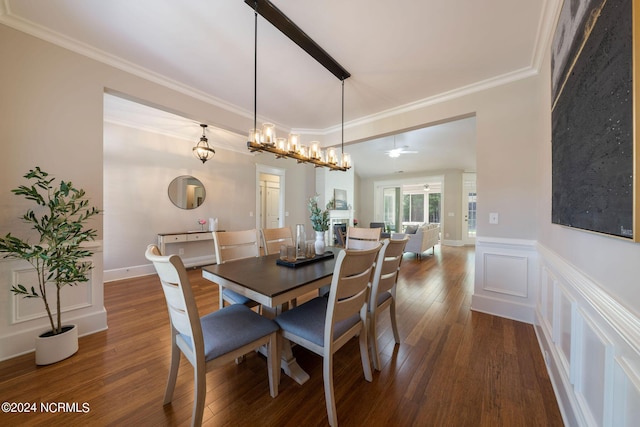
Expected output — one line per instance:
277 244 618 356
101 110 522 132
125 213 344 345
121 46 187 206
193 124 215 164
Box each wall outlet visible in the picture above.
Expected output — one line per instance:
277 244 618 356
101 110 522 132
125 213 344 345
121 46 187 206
178 248 184 255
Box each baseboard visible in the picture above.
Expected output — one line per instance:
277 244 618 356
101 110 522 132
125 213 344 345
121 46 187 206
104 255 216 282
534 313 583 427
471 293 536 323
0 309 108 362
441 239 464 246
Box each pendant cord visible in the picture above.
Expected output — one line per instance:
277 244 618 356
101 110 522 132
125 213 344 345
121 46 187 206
341 78 344 155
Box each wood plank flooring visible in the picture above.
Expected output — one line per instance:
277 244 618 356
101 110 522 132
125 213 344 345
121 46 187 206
0 246 563 426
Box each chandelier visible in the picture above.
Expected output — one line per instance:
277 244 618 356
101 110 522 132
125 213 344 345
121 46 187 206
245 0 351 171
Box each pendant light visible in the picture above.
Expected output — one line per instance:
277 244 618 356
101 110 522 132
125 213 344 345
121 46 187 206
193 124 215 164
245 0 351 171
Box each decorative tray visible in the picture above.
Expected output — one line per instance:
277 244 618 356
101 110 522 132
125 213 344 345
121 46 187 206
276 251 335 268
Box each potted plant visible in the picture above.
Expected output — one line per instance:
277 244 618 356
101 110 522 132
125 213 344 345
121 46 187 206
307 194 333 254
0 167 100 365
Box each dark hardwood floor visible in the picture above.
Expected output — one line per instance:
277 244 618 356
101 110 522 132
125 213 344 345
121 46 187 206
0 246 563 426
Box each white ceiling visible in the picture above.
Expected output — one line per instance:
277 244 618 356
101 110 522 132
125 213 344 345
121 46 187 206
1 0 558 178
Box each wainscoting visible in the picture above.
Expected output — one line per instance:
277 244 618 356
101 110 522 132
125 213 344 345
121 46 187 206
536 244 640 427
471 237 640 426
472 237 539 324
0 242 107 361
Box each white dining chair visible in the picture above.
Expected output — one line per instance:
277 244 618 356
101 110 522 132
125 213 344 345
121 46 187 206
274 244 381 427
213 229 261 309
368 236 409 370
346 226 381 250
145 245 280 427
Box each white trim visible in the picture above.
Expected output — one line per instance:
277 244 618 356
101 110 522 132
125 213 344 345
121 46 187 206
535 243 640 427
471 237 538 323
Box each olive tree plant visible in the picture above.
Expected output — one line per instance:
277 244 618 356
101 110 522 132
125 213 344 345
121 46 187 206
0 167 100 335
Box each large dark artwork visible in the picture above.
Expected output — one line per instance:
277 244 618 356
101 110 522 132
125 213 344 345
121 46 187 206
551 0 638 241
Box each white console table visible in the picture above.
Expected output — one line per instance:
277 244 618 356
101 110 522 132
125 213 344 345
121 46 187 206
157 231 214 256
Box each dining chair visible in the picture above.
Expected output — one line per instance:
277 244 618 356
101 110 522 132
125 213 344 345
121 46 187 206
368 236 409 371
274 244 381 427
346 226 381 250
260 226 293 255
369 222 390 239
145 245 280 427
213 229 261 309
260 226 300 308
333 224 346 247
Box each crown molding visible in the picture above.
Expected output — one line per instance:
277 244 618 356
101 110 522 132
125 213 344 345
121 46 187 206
1 0 561 139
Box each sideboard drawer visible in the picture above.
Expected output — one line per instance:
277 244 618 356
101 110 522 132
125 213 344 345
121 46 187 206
187 233 213 242
164 234 187 243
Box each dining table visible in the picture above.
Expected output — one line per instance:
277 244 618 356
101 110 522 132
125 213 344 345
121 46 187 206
201 246 341 385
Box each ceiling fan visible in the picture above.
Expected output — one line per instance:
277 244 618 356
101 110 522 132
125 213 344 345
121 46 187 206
384 136 418 158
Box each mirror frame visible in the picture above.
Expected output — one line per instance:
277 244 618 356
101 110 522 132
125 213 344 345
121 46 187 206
168 175 206 210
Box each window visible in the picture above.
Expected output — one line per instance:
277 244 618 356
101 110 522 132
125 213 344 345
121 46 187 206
402 193 425 223
429 193 441 223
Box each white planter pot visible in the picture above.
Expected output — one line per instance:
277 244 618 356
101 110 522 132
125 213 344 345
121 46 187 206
35 324 79 365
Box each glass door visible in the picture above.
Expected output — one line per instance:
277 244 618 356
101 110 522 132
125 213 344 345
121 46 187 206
382 187 401 233
462 172 476 245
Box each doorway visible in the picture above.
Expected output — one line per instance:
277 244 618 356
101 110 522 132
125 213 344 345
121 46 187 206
374 177 443 233
256 165 285 230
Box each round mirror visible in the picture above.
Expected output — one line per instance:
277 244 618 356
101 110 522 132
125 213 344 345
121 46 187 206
168 175 206 209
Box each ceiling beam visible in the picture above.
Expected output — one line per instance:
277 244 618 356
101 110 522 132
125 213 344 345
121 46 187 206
244 0 350 81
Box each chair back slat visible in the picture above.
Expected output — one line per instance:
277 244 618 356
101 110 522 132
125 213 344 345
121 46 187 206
260 227 293 255
346 226 381 249
213 229 260 263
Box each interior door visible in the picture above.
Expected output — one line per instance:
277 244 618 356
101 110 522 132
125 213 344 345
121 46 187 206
257 168 284 231
462 172 476 245
266 184 280 228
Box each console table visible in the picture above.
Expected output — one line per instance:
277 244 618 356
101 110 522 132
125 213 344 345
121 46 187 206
157 231 214 256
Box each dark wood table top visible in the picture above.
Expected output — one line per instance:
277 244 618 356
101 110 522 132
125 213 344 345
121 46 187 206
201 247 340 307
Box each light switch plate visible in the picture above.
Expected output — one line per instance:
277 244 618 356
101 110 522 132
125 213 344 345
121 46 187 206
489 213 499 224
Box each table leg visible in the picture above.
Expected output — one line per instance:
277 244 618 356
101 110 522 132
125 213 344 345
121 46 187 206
261 305 310 385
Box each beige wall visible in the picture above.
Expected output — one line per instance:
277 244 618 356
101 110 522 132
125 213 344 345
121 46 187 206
343 75 542 242
103 122 315 273
0 24 315 277
2 19 639 322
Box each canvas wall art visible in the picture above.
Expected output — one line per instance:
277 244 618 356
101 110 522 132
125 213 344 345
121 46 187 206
551 0 638 241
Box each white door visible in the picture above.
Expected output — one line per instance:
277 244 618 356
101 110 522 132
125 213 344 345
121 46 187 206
266 184 280 228
462 172 476 245
256 165 285 231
